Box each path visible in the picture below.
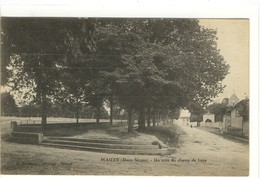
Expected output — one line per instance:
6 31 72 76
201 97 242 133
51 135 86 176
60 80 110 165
173 124 249 176
1 124 249 176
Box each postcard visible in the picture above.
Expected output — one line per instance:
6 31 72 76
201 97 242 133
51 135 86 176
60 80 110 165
0 3 258 178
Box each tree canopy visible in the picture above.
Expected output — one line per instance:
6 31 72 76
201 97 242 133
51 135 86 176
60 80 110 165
1 18 229 131
1 92 18 115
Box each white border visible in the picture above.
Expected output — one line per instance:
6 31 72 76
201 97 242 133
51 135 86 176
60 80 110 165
0 4 258 18
0 3 259 178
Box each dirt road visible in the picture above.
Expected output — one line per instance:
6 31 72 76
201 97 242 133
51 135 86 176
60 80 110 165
173 125 249 176
1 124 249 176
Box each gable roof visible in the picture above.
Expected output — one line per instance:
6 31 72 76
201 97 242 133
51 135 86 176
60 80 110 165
228 93 240 106
203 112 214 115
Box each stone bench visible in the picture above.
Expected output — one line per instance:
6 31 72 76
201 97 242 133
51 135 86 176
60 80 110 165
9 132 43 144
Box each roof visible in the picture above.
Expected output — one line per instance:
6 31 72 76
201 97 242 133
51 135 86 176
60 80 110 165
232 99 249 109
228 93 240 106
203 112 214 115
230 99 249 121
179 117 189 120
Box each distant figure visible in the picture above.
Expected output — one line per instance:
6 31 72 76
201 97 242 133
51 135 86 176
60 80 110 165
190 125 193 128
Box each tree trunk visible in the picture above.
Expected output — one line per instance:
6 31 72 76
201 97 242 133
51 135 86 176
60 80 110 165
157 112 161 126
109 97 113 125
92 111 95 119
128 107 134 133
147 106 151 127
76 101 79 124
241 120 244 136
41 85 47 130
138 107 146 131
96 106 100 123
158 112 160 125
152 112 156 126
96 98 103 123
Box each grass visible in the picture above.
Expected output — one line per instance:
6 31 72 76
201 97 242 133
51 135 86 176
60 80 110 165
2 116 184 146
106 124 140 139
142 124 185 148
43 122 112 137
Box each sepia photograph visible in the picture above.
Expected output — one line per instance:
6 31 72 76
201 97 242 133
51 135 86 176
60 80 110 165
0 12 253 176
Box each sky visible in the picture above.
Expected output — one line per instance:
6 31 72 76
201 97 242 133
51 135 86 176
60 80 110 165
181 19 249 117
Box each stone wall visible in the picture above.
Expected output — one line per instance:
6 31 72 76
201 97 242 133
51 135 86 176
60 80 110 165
242 120 249 137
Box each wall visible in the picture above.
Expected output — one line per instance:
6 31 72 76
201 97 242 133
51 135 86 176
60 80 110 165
190 122 198 127
201 121 222 129
230 109 243 128
242 120 249 137
222 113 249 137
222 116 231 133
175 118 190 126
203 114 215 123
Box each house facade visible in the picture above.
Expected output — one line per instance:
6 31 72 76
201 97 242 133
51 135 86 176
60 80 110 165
223 99 249 137
176 116 190 126
202 112 215 123
201 112 222 128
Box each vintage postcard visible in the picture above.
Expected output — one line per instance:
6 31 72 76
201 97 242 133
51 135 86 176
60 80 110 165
0 4 258 178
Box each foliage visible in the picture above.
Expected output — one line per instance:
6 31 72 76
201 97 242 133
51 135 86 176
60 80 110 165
1 92 18 115
206 98 230 122
186 101 204 122
2 18 230 131
236 99 249 121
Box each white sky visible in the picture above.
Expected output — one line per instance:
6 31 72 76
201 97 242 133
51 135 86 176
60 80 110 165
181 19 249 117
199 19 249 100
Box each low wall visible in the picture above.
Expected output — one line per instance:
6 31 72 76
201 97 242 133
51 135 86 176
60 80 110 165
9 132 43 144
242 121 249 137
200 121 222 129
230 116 243 128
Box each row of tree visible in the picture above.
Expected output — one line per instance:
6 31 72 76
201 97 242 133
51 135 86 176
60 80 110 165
1 18 229 132
1 92 109 119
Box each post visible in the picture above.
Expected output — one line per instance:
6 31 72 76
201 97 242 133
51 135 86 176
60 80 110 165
10 121 18 133
147 106 151 127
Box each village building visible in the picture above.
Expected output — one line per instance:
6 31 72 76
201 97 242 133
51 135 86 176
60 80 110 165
201 112 221 127
228 93 240 106
176 116 190 126
202 112 215 123
223 98 249 137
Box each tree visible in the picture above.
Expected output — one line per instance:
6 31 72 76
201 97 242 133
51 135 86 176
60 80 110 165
2 18 229 133
2 18 96 128
19 101 41 117
1 92 18 116
206 98 230 122
236 99 249 121
187 102 204 123
93 19 230 131
2 18 68 127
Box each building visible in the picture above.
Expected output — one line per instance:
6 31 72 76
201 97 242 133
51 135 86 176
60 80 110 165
176 116 190 126
223 99 249 137
228 93 240 106
202 112 215 123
